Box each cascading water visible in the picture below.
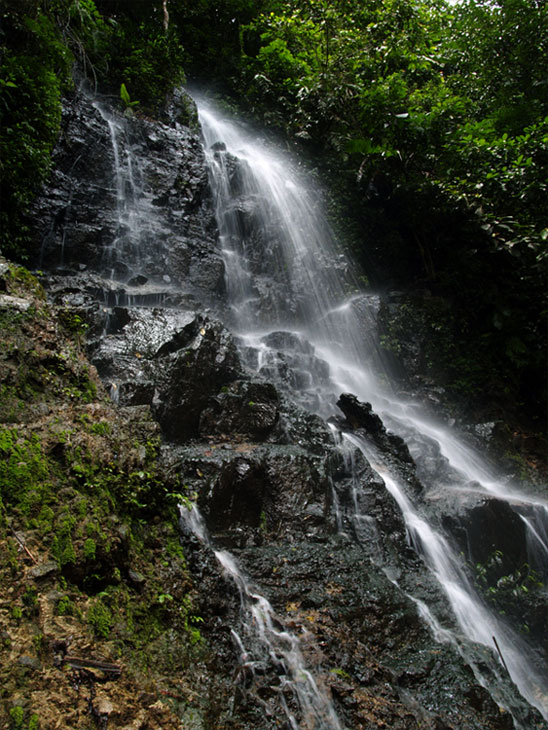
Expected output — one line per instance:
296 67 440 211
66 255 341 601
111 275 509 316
179 503 343 730
195 95 548 722
198 100 381 415
92 102 171 307
345 431 547 716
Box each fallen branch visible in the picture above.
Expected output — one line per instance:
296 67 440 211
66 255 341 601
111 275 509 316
492 635 509 675
63 655 122 676
11 528 37 563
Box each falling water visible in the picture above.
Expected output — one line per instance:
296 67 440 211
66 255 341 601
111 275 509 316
345 431 548 717
92 102 171 306
179 504 343 730
195 95 548 721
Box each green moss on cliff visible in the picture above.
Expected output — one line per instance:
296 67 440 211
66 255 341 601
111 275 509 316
0 259 203 729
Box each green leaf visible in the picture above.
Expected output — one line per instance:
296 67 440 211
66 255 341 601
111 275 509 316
120 83 131 105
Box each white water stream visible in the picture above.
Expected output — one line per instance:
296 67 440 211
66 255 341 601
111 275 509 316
195 96 548 722
92 102 172 307
179 504 343 730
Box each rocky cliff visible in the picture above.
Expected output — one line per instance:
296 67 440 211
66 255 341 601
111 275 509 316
1 86 546 730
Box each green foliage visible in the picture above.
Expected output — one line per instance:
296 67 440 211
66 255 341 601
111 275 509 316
235 0 548 424
473 550 544 633
170 0 260 86
120 82 139 110
51 511 77 566
330 667 352 681
22 586 39 611
0 429 54 515
8 707 38 730
90 421 111 436
83 537 96 560
439 116 548 264
9 707 24 730
0 3 73 258
56 595 75 616
180 594 204 646
87 597 113 637
103 22 185 113
156 592 173 604
58 309 89 336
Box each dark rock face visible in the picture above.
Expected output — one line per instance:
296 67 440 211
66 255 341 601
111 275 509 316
238 330 333 414
337 392 385 433
199 381 279 439
29 86 223 306
178 429 541 729
444 498 548 661
171 392 544 728
335 392 416 469
84 303 242 442
445 498 528 572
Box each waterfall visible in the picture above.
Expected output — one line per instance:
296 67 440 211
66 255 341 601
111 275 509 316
195 95 548 722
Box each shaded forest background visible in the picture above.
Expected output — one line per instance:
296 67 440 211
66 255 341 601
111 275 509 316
1 0 546 432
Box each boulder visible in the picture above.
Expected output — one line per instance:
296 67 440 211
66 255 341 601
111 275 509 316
152 318 241 442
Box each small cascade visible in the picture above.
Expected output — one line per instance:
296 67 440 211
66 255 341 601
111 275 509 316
329 429 383 550
195 96 548 722
380 402 548 576
93 102 164 284
198 99 382 392
522 509 548 571
179 503 344 730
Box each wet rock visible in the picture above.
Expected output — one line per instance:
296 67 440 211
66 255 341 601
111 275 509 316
0 294 32 312
444 498 528 573
28 87 220 303
163 86 200 131
89 308 213 410
152 318 241 442
335 393 415 466
128 569 146 586
337 392 384 434
17 656 41 671
30 561 58 580
204 457 268 531
240 331 332 409
127 274 148 287
186 442 328 539
199 381 279 439
277 399 334 455
153 315 203 358
444 497 548 658
327 445 408 559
